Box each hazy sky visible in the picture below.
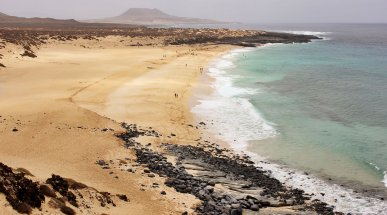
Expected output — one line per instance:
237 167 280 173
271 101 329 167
1 0 386 23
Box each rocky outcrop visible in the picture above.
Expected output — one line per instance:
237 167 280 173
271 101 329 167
0 163 128 214
0 163 45 214
0 26 319 60
117 124 342 215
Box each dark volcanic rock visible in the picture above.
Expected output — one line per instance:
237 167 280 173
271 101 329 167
116 124 341 215
39 184 57 198
0 162 45 214
0 25 320 61
250 204 259 211
1 162 122 214
96 192 115 207
46 174 78 207
20 45 37 58
303 200 336 215
60 206 76 215
165 144 293 200
96 160 106 166
117 194 129 202
20 50 37 58
116 123 160 147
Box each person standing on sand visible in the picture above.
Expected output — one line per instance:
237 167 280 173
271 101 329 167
200 67 204 74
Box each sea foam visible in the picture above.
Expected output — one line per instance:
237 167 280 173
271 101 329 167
369 163 387 188
246 150 387 214
383 171 387 188
280 30 330 36
192 48 277 150
278 30 331 40
192 47 387 214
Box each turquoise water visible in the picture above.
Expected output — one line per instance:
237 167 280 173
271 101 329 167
229 25 387 190
192 24 387 212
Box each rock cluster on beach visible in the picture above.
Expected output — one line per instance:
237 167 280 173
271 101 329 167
0 163 129 214
0 121 346 214
117 123 344 215
0 163 45 214
116 123 161 148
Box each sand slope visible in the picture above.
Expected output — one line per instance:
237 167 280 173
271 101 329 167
0 39 231 214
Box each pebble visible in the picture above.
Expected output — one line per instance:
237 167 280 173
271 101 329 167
96 160 106 166
250 204 259 211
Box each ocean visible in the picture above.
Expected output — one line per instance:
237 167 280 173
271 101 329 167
192 24 387 214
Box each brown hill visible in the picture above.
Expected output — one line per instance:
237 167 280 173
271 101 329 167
85 8 229 25
0 11 79 25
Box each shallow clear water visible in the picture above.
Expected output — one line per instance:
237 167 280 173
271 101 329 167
192 24 387 213
230 25 387 189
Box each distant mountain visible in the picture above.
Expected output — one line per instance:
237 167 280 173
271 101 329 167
0 11 79 25
85 8 230 25
0 12 9 17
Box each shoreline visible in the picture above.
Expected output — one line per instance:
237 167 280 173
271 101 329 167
190 45 387 214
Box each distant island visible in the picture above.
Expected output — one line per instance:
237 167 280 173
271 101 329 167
84 8 231 25
0 9 231 26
